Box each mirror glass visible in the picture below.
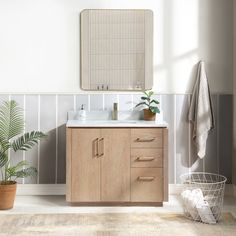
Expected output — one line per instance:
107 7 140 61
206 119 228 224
81 9 153 91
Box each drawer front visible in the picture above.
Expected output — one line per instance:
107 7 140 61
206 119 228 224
131 168 163 202
131 149 163 168
131 129 163 148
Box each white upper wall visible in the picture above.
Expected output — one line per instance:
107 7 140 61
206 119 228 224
0 0 233 94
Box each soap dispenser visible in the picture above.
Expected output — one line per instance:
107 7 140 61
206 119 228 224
78 104 86 121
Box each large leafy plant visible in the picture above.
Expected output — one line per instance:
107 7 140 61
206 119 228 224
0 100 46 184
135 91 160 114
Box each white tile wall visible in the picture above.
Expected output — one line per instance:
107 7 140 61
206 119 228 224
0 93 232 184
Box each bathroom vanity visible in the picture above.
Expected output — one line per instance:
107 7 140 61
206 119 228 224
66 120 168 206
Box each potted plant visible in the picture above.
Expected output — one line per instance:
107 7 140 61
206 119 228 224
0 100 46 210
135 90 160 121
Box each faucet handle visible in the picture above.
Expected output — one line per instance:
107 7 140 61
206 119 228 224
113 103 118 111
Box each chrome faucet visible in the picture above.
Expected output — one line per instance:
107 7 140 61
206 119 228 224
112 103 118 120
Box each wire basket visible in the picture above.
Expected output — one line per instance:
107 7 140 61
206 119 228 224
180 172 227 223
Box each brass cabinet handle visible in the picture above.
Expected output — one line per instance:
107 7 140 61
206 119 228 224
138 176 155 181
136 137 155 142
93 138 99 157
137 156 155 161
98 138 104 157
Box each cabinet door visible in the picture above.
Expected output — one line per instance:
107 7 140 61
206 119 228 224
101 129 130 201
71 128 100 202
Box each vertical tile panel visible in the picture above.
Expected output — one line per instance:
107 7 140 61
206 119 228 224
162 95 175 184
24 95 38 184
133 94 144 119
10 95 24 184
204 94 218 174
0 95 8 104
90 94 103 111
76 94 89 111
104 94 118 111
175 95 190 183
39 95 56 184
57 95 74 184
118 94 133 111
132 93 142 108
219 95 233 183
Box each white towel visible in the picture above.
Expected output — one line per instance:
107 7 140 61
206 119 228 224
196 201 216 224
188 61 215 159
181 189 204 220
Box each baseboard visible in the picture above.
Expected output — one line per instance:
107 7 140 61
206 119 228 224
16 184 66 195
16 184 236 196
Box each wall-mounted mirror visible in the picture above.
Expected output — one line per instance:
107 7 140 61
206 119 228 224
80 9 153 91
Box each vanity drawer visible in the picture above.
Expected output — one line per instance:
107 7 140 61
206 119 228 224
131 148 163 168
131 168 163 202
131 129 163 148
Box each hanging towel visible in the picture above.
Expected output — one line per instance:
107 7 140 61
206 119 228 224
188 61 215 159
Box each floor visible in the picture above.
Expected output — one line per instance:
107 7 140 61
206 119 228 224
1 195 236 218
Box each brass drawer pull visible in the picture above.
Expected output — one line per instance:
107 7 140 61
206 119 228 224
136 137 155 142
137 157 155 161
93 138 99 157
138 176 155 181
98 138 104 157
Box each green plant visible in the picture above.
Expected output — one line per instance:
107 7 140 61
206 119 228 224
135 90 160 114
0 100 47 184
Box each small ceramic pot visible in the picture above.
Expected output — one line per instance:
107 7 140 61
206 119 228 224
143 109 156 121
0 181 17 210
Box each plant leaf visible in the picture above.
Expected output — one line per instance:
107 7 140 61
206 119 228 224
5 161 36 180
14 167 37 178
150 99 159 105
12 131 47 152
0 100 24 141
13 160 29 171
135 102 148 108
0 139 10 153
0 152 8 168
141 96 149 101
150 106 160 114
148 91 154 97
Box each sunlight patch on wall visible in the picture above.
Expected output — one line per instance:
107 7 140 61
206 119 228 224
172 0 198 58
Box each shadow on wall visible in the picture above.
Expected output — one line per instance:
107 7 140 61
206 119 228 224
153 0 232 94
39 129 56 184
152 0 232 183
41 124 67 185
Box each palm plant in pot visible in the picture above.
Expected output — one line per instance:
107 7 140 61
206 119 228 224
135 91 160 121
0 100 46 210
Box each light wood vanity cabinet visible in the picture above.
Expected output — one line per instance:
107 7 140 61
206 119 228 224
66 127 168 205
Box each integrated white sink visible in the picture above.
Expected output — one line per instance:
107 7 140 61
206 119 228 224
66 110 168 128
66 119 168 128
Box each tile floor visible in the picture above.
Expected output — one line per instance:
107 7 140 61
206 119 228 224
0 195 235 218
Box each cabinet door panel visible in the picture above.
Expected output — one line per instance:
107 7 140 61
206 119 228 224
101 129 130 201
71 128 100 202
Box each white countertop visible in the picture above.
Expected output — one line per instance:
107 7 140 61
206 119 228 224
66 120 168 128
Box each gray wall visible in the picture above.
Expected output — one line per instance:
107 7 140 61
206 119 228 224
0 93 232 184
233 0 236 185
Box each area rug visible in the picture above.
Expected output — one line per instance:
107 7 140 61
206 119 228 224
0 213 235 236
